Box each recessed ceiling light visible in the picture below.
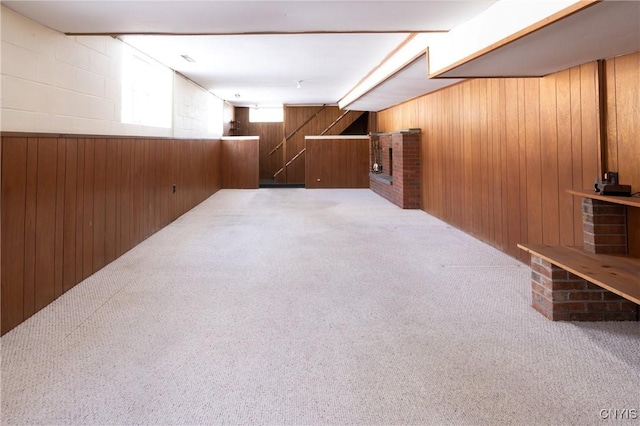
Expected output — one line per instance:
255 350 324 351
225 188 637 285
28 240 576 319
180 54 195 63
234 94 241 98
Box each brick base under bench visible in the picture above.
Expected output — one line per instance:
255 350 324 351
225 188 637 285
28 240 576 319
519 189 640 321
526 247 639 321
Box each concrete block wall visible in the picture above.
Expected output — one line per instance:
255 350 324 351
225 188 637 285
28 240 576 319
1 5 223 138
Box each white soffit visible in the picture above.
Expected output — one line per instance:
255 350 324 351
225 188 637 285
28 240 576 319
345 55 462 112
431 0 640 78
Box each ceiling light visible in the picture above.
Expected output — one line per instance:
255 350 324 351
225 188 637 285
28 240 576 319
296 80 302 89
180 54 195 63
234 94 241 98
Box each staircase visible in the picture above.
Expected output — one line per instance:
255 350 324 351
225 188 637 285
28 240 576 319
266 107 366 187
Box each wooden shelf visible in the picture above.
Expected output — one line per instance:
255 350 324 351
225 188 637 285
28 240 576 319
518 244 640 304
567 189 640 208
518 243 640 305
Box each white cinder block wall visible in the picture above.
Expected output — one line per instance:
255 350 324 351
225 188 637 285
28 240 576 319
1 5 223 138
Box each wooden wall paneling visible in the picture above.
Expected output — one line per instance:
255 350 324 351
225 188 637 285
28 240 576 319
462 83 473 232
221 138 259 189
34 138 57 311
504 79 522 255
555 70 577 246
212 140 222 192
607 52 640 256
524 78 543 245
539 75 560 246
252 122 284 180
75 139 85 283
470 80 483 237
148 139 157 236
306 138 369 188
199 140 208 201
579 62 600 189
178 140 188 216
498 79 510 251
163 139 174 226
605 59 619 174
1 134 222 335
569 68 585 246
488 79 501 246
610 53 640 191
114 139 122 257
118 138 132 256
517 79 529 261
54 138 66 297
131 139 143 246
82 138 95 279
304 139 321 188
479 79 491 240
370 59 620 263
169 140 178 222
104 139 117 264
92 138 107 272
141 139 150 239
63 138 78 292
325 140 335 188
23 137 39 318
450 88 464 226
152 139 162 230
1 137 27 333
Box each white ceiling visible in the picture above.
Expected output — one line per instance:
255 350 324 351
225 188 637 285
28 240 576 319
1 0 495 109
2 1 639 112
119 33 411 107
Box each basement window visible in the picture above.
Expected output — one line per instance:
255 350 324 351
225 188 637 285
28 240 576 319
121 45 172 128
249 106 283 123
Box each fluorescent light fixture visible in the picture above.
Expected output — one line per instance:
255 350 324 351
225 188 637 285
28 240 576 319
180 54 196 63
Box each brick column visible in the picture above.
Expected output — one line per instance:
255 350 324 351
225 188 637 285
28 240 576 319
582 198 628 255
397 132 421 209
530 255 638 321
369 130 421 209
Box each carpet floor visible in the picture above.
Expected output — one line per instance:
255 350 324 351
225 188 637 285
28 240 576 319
1 189 639 425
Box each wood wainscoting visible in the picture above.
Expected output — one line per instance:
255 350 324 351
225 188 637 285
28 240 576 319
221 137 260 189
1 134 222 335
305 136 370 189
377 56 640 262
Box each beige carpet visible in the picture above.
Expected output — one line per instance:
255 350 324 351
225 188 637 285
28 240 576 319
1 189 639 425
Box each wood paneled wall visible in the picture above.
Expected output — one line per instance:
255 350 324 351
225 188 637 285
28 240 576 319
378 61 604 261
1 135 221 335
233 108 284 180
235 106 364 182
221 137 260 189
305 137 370 188
605 51 640 256
284 106 364 184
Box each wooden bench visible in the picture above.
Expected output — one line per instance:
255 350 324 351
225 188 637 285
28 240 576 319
518 243 640 305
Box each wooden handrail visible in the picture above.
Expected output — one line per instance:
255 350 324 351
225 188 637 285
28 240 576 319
270 105 326 156
269 139 284 155
320 109 351 136
273 147 306 179
285 147 306 168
